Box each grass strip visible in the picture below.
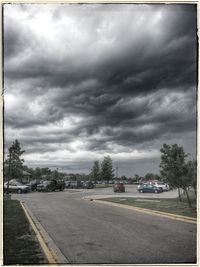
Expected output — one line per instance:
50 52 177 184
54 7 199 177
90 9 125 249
3 199 47 265
100 194 196 218
95 184 113 189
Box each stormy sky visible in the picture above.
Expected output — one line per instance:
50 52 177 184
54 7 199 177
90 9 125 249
4 4 197 177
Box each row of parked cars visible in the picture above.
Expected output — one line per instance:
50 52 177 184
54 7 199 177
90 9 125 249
3 179 95 194
3 179 66 193
65 180 95 189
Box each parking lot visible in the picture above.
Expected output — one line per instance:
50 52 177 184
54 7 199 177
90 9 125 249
12 185 196 264
80 184 179 199
55 184 179 201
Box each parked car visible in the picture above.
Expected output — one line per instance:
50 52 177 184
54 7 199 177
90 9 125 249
137 183 144 189
68 181 83 189
26 180 40 191
137 184 162 193
152 182 170 191
113 182 125 193
82 181 94 189
65 181 71 188
37 180 65 192
4 180 30 194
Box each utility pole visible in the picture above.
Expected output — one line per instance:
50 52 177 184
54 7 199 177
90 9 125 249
116 165 119 179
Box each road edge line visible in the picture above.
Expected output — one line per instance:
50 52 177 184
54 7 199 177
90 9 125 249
93 199 197 224
20 201 69 264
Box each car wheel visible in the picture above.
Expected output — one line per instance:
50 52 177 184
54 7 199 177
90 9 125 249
140 190 143 193
155 190 158 193
17 189 22 194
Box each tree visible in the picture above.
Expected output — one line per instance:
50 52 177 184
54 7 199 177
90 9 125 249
121 175 127 180
90 160 101 181
100 156 114 181
185 160 197 196
159 144 193 207
154 174 162 181
5 140 25 181
34 167 42 180
41 167 51 176
145 173 154 180
134 174 140 182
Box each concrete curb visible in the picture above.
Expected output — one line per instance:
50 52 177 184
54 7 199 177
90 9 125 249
20 201 69 264
91 199 197 224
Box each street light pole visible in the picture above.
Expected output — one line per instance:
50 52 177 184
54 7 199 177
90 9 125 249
116 165 119 179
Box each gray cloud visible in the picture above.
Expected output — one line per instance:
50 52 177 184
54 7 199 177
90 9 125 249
4 4 197 176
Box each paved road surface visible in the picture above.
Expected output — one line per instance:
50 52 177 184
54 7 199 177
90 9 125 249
13 187 196 264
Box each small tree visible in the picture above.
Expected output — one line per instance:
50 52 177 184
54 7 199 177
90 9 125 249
5 140 25 181
91 160 101 181
160 144 193 207
100 156 114 181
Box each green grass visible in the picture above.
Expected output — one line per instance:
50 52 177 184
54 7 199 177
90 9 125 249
100 192 197 218
3 200 47 265
95 184 113 189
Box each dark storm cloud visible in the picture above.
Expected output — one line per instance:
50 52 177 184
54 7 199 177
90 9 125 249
4 4 197 175
4 17 30 58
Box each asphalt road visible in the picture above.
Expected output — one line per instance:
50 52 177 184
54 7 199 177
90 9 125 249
12 186 196 264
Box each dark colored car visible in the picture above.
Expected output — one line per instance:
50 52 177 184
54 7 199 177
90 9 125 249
65 181 71 188
37 179 65 192
68 181 83 189
137 184 162 193
4 180 30 194
82 181 94 189
26 180 40 191
113 182 125 193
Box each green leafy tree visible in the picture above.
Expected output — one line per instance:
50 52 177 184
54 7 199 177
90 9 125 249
160 144 193 207
100 156 114 181
5 140 25 180
154 174 162 181
144 173 154 180
185 160 197 196
91 160 101 181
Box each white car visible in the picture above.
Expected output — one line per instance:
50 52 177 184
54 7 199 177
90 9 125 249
152 182 169 191
4 180 30 193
